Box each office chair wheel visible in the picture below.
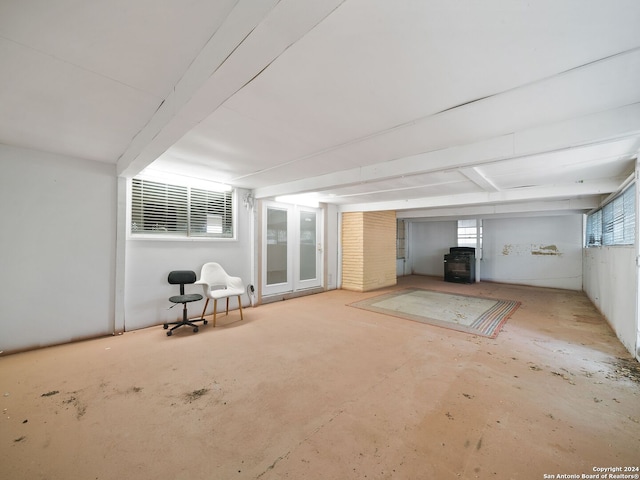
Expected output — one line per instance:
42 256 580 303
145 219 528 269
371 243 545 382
203 319 208 325
166 330 172 336
193 326 199 333
163 324 168 329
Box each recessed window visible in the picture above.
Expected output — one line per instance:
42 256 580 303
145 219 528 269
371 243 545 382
131 178 234 239
586 183 635 247
457 219 482 258
396 219 406 259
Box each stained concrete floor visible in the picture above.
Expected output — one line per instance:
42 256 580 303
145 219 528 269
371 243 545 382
1 276 639 480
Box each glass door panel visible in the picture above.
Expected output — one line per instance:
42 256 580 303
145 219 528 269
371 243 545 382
262 202 322 296
299 210 317 281
266 206 289 287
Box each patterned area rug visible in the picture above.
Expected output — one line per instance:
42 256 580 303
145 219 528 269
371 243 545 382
349 288 520 338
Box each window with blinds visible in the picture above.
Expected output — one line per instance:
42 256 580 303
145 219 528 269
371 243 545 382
396 219 405 259
131 178 234 238
585 183 635 247
457 219 482 258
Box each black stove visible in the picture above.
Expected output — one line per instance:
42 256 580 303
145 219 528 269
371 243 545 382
444 247 476 284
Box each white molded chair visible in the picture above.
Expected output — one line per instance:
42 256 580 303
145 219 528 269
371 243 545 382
195 262 245 327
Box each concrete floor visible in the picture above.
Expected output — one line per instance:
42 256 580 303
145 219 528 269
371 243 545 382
1 276 639 480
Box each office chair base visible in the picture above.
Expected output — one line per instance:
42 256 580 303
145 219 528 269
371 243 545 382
163 318 208 336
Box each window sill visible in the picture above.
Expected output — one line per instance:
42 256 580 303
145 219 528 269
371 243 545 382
128 235 237 242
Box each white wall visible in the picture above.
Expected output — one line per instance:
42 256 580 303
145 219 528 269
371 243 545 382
124 188 253 330
482 215 583 290
0 144 626 356
406 215 583 290
583 246 637 356
125 198 340 330
0 144 116 353
408 221 457 276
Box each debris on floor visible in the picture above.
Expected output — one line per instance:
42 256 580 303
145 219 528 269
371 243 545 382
185 388 209 403
607 357 640 383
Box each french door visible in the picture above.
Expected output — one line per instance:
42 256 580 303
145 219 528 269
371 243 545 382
262 201 323 296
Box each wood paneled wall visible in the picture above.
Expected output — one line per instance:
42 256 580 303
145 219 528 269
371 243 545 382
341 211 397 292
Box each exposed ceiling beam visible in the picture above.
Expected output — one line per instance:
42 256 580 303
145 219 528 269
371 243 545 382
397 197 600 221
459 167 499 192
253 135 512 198
243 45 640 193
338 179 620 213
253 102 640 199
117 0 279 177
117 0 346 178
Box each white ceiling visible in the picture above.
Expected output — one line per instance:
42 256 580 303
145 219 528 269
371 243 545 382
1 0 639 218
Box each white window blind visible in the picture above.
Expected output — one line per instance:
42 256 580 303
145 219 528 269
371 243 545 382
457 219 482 258
131 178 234 238
623 185 635 242
190 187 233 238
585 183 635 247
131 179 188 234
585 209 602 246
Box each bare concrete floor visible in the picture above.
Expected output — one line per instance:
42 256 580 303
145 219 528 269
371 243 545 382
1 276 639 480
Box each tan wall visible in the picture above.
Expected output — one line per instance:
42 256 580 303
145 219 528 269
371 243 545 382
341 211 397 292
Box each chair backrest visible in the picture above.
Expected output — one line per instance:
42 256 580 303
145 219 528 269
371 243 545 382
168 270 197 285
199 262 230 287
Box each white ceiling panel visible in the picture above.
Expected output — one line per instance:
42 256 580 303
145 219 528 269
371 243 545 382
319 172 482 205
157 104 362 188
277 47 640 178
0 38 160 162
223 0 640 150
1 1 639 218
479 139 639 189
0 0 238 98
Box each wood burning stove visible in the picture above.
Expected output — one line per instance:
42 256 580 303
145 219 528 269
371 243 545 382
444 247 476 284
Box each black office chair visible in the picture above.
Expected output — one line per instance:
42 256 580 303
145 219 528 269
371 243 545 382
164 270 207 336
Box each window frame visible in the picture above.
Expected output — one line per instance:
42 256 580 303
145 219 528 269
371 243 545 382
396 219 406 260
457 218 482 259
585 183 635 247
128 177 237 241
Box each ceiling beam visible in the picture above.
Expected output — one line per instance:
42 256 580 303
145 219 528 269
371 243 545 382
458 167 500 192
253 102 640 199
254 135 514 198
397 197 600 221
117 0 279 177
337 179 619 213
117 0 346 178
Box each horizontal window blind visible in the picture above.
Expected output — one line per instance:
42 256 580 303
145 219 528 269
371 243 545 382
457 219 483 258
586 209 602 246
585 183 635 247
131 179 188 234
131 178 234 238
190 187 233 238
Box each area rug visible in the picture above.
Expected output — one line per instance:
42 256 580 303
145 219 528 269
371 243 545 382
349 288 520 338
